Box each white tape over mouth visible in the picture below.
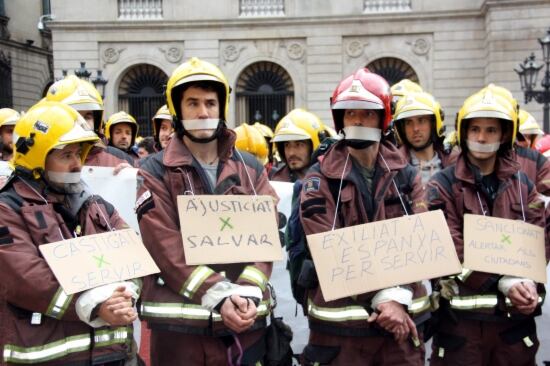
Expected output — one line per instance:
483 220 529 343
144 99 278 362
46 171 82 184
466 140 501 153
341 126 382 141
182 119 220 130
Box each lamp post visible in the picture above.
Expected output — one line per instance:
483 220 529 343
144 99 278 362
92 69 108 100
72 61 108 99
515 27 550 133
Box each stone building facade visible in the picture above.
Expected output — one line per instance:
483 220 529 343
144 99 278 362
0 0 53 111
47 0 550 134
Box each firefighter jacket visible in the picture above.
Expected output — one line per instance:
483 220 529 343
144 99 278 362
299 140 430 337
426 152 547 321
269 164 298 183
135 128 278 337
0 177 136 365
85 143 135 168
513 145 550 196
398 143 458 185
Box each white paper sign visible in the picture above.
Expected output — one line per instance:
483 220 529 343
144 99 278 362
81 166 139 233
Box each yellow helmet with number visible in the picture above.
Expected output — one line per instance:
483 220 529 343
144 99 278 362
273 109 327 163
45 75 104 132
457 86 518 148
234 123 269 165
273 109 325 148
0 108 20 128
166 57 230 123
105 111 139 146
12 101 99 177
393 91 445 145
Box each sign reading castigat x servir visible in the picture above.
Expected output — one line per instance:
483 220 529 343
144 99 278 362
39 229 160 295
307 210 461 302
178 195 282 265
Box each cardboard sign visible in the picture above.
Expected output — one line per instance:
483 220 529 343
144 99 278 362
178 195 282 265
463 214 546 283
307 210 461 302
81 166 140 233
39 229 160 295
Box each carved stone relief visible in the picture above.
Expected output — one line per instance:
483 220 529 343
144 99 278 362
159 45 183 63
222 44 247 65
102 47 126 64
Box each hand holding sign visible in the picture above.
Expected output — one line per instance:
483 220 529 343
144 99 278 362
98 285 138 326
220 295 257 333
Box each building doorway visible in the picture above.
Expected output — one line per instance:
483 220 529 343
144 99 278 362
118 64 168 137
235 61 294 129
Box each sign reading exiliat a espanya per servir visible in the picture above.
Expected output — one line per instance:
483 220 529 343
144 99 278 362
177 195 283 265
307 210 461 302
39 229 160 295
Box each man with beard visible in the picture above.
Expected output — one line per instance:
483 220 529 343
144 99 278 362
105 111 140 161
393 91 457 186
135 57 278 366
298 68 428 365
0 108 19 162
0 101 140 365
270 108 326 183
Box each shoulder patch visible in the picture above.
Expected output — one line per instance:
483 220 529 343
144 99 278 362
135 190 152 211
303 177 321 193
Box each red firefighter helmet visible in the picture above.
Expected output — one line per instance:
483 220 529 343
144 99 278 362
330 68 392 133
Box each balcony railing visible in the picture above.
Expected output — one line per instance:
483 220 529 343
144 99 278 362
118 0 163 20
364 0 412 13
240 0 284 17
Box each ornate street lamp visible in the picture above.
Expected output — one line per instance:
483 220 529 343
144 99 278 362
72 61 108 99
515 28 550 133
74 61 91 80
92 69 108 100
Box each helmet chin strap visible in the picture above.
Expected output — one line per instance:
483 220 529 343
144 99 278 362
182 119 225 144
340 126 382 149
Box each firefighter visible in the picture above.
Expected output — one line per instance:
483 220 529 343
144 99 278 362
0 101 139 365
105 111 140 160
393 91 457 185
298 68 428 365
517 109 544 149
151 105 174 151
270 108 327 183
427 87 547 366
135 57 278 366
0 108 20 162
46 75 134 168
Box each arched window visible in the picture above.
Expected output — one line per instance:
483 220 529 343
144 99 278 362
0 50 12 108
366 57 418 86
236 61 294 129
118 64 168 137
